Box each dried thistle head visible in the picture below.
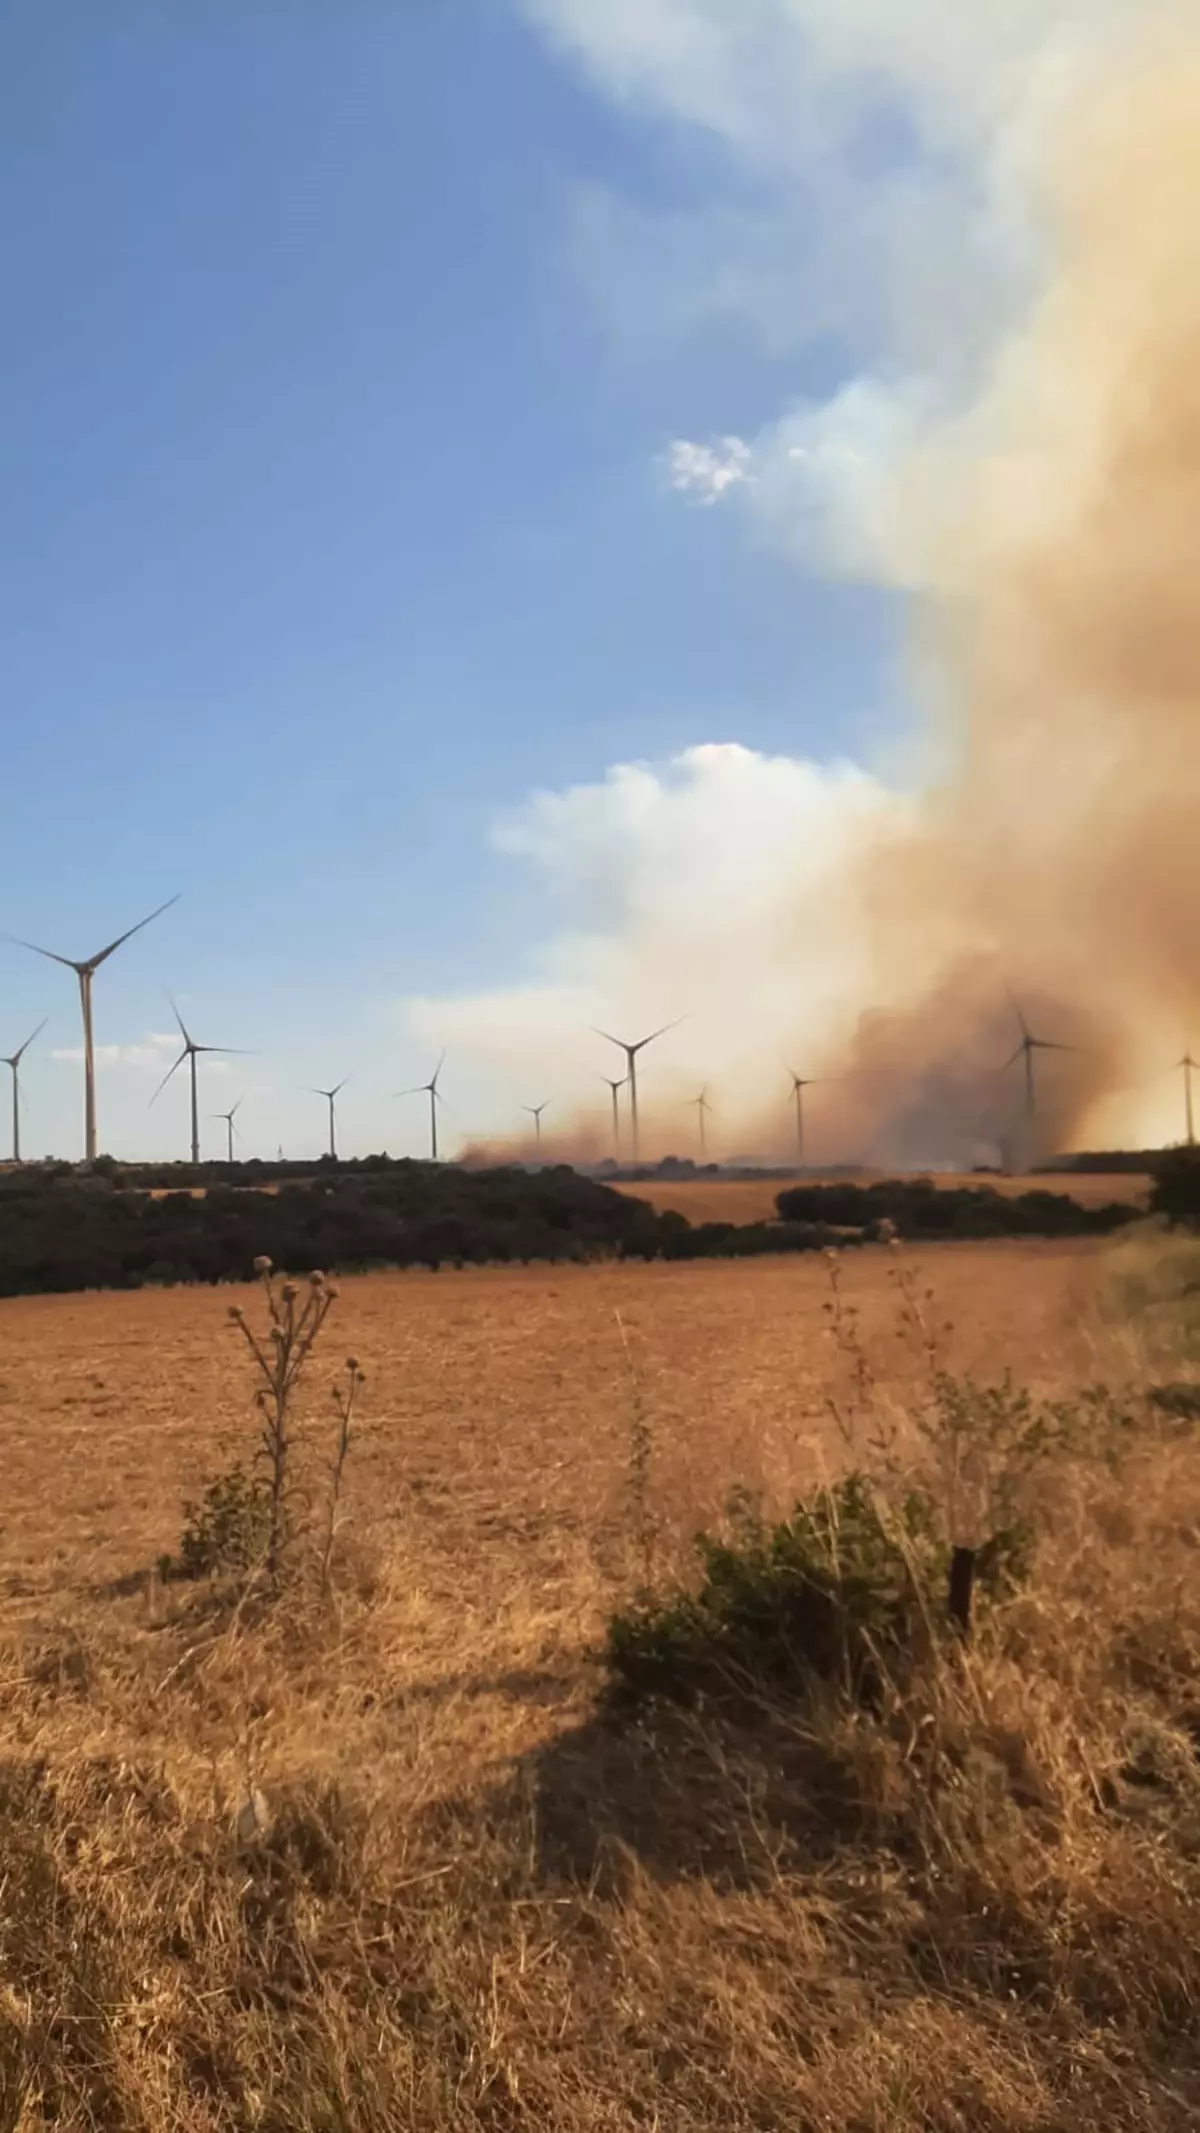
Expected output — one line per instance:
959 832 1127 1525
346 1356 361 1375
309 1270 326 1288
228 1304 245 1323
281 1282 298 1304
253 1255 273 1277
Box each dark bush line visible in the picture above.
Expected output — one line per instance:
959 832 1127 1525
0 1165 855 1297
0 1162 1145 1298
775 1176 1139 1240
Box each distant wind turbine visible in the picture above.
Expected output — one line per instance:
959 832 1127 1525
597 1073 626 1159
401 1053 445 1161
522 1099 551 1147
152 999 251 1164
2 1018 47 1164
688 1086 712 1157
308 1080 348 1161
1177 1052 1199 1147
8 894 179 1160
593 1019 683 1161
1001 997 1078 1122
786 1069 822 1164
212 1097 245 1164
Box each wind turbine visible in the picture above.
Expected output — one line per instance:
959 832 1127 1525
1177 1052 1199 1147
212 1096 245 1164
597 1073 626 1159
786 1070 822 1164
1 1018 47 1164
401 1053 445 1161
152 999 250 1164
8 894 178 1160
688 1087 713 1157
522 1100 551 1148
308 1080 348 1161
1001 998 1078 1123
593 1019 683 1161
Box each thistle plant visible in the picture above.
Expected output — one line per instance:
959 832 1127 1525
320 1354 365 1594
228 1256 340 1582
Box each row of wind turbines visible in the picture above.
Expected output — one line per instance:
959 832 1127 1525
2 896 1198 1166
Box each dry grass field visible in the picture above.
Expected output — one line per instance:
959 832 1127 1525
2 1235 1198 2129
619 1169 1154 1222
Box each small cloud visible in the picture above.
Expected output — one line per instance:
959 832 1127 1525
51 1033 179 1070
665 434 752 506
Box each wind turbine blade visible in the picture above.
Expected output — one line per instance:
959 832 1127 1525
89 894 180 971
12 1017 48 1065
148 1050 188 1107
591 1026 627 1053
6 935 78 972
634 1015 687 1051
193 1045 253 1057
1031 1038 1080 1054
1000 1045 1026 1071
168 994 194 1048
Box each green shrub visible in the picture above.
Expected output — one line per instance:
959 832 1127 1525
176 1462 272 1579
608 1479 916 1711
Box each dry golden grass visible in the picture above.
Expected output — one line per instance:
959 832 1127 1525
1 1237 1198 2130
619 1169 1153 1221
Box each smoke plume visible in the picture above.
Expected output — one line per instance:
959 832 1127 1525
409 12 1200 1168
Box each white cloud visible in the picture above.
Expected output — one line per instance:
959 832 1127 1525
51 1032 179 1070
665 435 752 505
407 743 921 1141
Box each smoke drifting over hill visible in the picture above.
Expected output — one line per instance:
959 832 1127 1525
411 9 1200 1168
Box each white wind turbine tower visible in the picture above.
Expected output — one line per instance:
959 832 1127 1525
1 1018 47 1164
688 1086 713 1157
1002 997 1079 1126
522 1099 551 1148
593 1020 683 1162
212 1096 245 1164
152 999 250 1164
401 1053 445 1161
8 895 178 1160
308 1080 348 1161
597 1073 626 1159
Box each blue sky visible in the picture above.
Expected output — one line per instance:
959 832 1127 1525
0 0 912 1159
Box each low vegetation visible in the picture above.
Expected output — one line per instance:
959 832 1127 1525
776 1172 1138 1236
0 1232 1197 2127
0 1157 1143 1296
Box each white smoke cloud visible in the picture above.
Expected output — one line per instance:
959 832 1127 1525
407 743 927 1150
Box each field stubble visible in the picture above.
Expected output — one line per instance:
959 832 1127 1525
1 1235 1198 2129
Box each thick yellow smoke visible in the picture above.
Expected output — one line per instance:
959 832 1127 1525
847 30 1200 1161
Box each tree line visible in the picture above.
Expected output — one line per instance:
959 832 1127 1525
0 1158 1149 1298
